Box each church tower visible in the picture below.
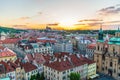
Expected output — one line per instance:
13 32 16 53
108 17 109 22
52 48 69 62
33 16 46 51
115 27 120 37
98 26 103 40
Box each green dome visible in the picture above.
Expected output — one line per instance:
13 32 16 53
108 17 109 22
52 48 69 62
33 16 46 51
110 37 120 42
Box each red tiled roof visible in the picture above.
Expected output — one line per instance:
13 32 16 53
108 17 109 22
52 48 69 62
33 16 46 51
42 54 51 62
70 54 87 67
81 58 95 65
0 38 20 44
37 40 56 43
87 43 96 49
25 53 45 64
54 52 70 58
44 59 73 71
0 48 16 57
7 61 18 69
44 53 95 71
0 61 14 73
22 62 37 73
0 46 5 50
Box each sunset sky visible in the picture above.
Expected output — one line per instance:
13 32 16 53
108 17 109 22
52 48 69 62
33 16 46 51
0 0 120 30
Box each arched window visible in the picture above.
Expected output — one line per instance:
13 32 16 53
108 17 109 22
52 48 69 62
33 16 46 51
113 46 115 52
97 45 99 51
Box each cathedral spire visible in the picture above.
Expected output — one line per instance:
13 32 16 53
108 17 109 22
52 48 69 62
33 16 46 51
98 24 103 40
117 27 120 32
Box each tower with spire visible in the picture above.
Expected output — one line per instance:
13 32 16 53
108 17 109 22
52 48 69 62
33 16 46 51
98 25 103 40
115 27 120 37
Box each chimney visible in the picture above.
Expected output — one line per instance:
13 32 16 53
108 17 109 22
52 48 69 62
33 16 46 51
58 58 61 62
32 53 35 58
63 57 66 61
54 57 57 61
49 61 52 63
76 54 80 58
67 57 71 62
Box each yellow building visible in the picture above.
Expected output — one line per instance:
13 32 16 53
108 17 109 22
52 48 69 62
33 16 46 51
0 48 17 62
87 62 98 79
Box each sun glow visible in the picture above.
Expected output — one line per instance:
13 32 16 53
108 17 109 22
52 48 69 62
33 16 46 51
59 18 78 27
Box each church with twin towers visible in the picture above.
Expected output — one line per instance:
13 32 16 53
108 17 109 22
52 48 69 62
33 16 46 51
94 27 120 80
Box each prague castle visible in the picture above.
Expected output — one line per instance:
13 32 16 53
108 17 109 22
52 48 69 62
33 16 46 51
94 27 120 80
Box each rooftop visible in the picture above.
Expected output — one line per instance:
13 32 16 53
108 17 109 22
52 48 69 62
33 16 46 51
44 52 95 71
0 48 16 58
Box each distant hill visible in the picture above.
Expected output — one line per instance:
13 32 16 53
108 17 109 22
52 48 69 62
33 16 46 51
0 26 26 33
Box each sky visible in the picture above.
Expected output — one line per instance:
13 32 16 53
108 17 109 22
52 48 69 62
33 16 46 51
0 0 120 30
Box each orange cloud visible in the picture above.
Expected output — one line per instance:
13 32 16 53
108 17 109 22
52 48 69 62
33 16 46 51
19 17 30 20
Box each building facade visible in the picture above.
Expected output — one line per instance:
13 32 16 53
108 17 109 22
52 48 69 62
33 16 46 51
0 48 17 62
44 52 96 80
54 42 73 53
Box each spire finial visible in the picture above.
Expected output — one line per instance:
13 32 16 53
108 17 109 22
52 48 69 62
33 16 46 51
100 23 102 30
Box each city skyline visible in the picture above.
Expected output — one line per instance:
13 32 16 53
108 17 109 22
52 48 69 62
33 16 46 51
0 0 120 30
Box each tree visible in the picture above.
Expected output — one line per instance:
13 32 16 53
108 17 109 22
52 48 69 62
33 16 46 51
30 72 45 80
69 72 81 80
30 75 36 80
36 72 40 80
40 72 45 80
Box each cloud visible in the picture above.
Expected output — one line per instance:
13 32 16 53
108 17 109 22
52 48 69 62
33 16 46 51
37 12 42 15
19 17 30 20
18 11 43 20
78 19 103 26
12 25 29 29
98 5 120 16
47 23 59 26
79 19 102 22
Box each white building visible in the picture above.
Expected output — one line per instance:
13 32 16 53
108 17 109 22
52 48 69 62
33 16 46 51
86 43 96 60
24 53 45 74
54 42 73 53
77 37 92 54
0 31 7 40
6 71 16 80
21 43 53 54
22 62 38 80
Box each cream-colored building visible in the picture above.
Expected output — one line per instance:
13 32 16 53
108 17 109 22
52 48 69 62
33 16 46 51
22 62 38 80
87 62 97 79
0 48 17 62
94 29 120 80
43 53 96 80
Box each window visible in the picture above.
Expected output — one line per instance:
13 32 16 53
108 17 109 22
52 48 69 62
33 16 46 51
70 69 73 71
63 71 66 74
97 45 99 50
102 67 104 71
62 76 66 80
118 73 120 76
97 66 99 69
114 69 116 73
113 46 115 52
106 67 107 70
110 62 112 67
103 62 104 64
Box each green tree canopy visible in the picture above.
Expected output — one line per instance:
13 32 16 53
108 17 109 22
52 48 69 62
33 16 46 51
69 72 81 80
